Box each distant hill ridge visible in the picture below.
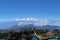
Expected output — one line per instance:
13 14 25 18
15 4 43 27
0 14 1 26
0 18 60 31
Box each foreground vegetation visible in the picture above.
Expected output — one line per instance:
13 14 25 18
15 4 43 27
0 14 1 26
0 28 60 40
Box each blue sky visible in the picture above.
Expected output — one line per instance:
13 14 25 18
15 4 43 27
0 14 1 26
0 0 60 21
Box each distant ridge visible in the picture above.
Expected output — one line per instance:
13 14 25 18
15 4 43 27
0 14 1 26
0 18 60 31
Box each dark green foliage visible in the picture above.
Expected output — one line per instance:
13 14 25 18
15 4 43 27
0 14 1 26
0 29 60 40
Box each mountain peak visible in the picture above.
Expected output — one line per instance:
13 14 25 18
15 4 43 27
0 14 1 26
0 18 60 30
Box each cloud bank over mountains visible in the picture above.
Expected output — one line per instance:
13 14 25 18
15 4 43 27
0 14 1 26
10 18 38 21
9 18 60 26
0 18 60 29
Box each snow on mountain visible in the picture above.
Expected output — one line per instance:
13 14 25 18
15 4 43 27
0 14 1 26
0 18 60 30
15 18 60 26
10 18 38 21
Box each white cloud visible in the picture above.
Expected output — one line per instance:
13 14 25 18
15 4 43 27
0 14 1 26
18 22 26 26
53 21 60 26
15 18 20 21
4 18 60 26
10 18 38 21
35 19 49 26
26 18 38 21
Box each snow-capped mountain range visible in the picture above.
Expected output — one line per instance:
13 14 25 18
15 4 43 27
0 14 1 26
0 18 60 31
